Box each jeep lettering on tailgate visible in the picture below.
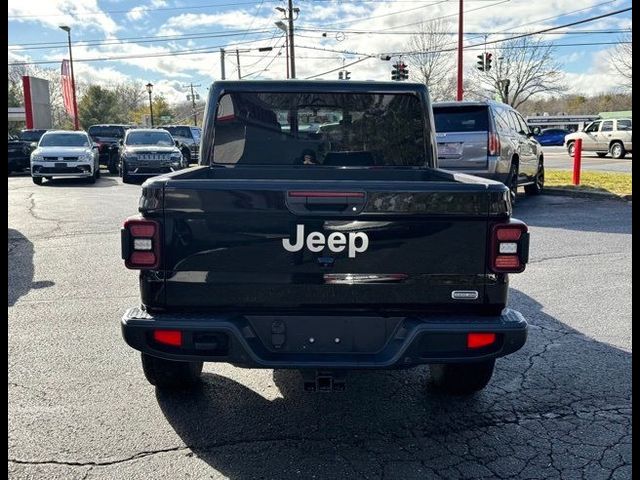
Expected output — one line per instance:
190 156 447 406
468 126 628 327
282 224 369 258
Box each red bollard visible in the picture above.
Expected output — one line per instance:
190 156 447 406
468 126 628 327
572 138 582 185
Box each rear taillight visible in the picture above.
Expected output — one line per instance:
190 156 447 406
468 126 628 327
490 221 529 273
153 330 182 347
122 218 161 270
488 132 501 156
467 333 496 349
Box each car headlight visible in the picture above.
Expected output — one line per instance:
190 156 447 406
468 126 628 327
79 153 93 162
31 154 43 162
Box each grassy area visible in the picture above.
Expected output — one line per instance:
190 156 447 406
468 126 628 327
545 170 632 196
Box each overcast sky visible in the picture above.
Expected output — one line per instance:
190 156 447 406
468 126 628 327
8 0 633 104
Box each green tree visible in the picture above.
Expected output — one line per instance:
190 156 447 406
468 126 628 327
132 94 175 126
8 81 22 107
78 85 124 128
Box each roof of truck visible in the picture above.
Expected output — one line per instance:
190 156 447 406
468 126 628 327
210 80 426 93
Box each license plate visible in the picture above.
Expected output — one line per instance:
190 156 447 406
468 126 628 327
438 142 463 156
55 163 67 168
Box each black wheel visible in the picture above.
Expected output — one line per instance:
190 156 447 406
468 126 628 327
596 152 607 158
610 142 626 159
95 164 101 178
87 169 97 184
507 162 519 206
429 360 495 395
567 141 575 157
181 148 191 166
525 160 544 196
108 153 119 174
141 353 203 389
32 176 43 185
120 162 131 183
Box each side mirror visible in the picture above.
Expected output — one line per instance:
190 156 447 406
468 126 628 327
118 139 124 146
175 140 180 147
92 145 99 150
532 127 541 135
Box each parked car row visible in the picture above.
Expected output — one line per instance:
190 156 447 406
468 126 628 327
14 124 200 186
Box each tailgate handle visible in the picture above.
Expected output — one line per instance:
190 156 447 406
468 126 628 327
287 191 366 215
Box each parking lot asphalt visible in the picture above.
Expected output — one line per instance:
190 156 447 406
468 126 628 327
542 146 632 173
8 172 632 480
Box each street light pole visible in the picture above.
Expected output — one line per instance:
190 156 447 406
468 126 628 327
236 49 242 79
146 83 154 127
59 26 79 130
275 21 289 79
287 0 296 79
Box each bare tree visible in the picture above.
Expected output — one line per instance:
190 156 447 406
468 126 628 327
112 82 146 122
469 35 566 109
609 33 632 91
405 19 457 101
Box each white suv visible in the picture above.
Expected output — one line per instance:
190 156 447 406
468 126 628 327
564 118 632 159
30 130 100 185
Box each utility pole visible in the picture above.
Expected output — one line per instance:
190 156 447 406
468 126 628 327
185 83 201 126
287 0 296 78
236 49 241 79
456 0 463 100
220 48 226 80
276 3 299 78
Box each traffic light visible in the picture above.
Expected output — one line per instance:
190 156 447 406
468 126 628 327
391 63 400 81
391 63 408 81
485 53 492 71
398 63 408 80
476 54 485 71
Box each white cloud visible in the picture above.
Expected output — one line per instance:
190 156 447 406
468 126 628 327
126 7 147 21
8 0 119 35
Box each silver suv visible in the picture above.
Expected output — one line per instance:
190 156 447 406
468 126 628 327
433 100 544 203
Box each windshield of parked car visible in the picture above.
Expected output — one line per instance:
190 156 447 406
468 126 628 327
191 127 201 142
163 126 192 138
126 131 174 146
212 92 427 167
88 126 126 138
19 130 46 142
39 133 90 147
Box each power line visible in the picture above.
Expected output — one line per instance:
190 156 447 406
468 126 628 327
7 1 286 18
305 56 373 79
8 36 278 66
9 29 275 51
298 27 631 35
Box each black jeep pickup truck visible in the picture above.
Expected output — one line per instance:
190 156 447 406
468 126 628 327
121 80 530 395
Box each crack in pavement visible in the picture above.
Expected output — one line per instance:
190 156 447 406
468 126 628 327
528 251 628 264
7 404 630 470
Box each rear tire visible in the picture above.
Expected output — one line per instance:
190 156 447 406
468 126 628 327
87 169 97 184
596 152 607 158
567 141 575 157
32 176 43 185
610 142 626 159
524 160 544 196
429 360 495 395
141 353 203 389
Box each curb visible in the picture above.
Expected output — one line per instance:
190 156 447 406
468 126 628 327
543 187 631 202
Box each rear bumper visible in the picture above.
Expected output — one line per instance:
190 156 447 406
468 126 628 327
121 307 527 368
440 156 509 183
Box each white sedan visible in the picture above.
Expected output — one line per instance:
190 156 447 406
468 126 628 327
30 130 100 185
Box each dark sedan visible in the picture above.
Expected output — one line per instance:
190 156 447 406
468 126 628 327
8 129 48 175
534 128 570 146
